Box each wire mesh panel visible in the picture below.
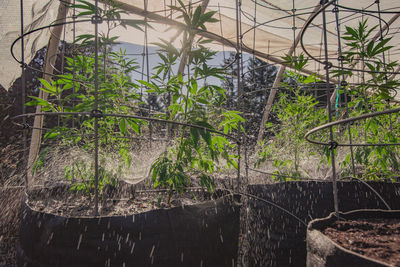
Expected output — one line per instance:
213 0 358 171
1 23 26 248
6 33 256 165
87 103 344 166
1 0 400 266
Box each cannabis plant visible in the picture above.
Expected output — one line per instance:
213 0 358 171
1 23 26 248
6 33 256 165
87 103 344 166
143 0 244 200
27 0 147 193
334 20 400 180
256 54 326 180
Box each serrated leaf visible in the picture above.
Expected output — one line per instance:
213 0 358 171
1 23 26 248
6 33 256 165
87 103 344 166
44 130 60 141
39 78 57 95
192 6 202 26
190 127 200 149
127 119 140 134
119 118 127 134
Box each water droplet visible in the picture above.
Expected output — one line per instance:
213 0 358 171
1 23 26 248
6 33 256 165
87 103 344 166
125 233 130 243
77 234 82 250
149 245 155 258
47 232 54 245
130 242 135 254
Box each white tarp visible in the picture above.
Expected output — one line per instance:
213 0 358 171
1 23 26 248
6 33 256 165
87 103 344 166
0 0 60 89
1 0 399 90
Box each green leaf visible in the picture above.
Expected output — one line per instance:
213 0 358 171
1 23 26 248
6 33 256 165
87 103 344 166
44 130 60 141
119 118 127 134
127 119 140 134
198 11 217 26
121 19 150 32
196 122 212 146
192 6 202 26
169 103 182 118
345 25 358 39
138 80 159 91
76 11 95 17
190 127 200 149
25 96 53 108
366 40 375 57
39 78 57 95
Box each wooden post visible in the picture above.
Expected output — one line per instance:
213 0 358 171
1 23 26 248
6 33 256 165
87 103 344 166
256 4 321 144
111 0 319 76
177 0 210 76
27 0 70 185
164 0 209 137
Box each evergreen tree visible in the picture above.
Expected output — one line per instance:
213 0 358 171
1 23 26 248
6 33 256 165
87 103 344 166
222 52 278 138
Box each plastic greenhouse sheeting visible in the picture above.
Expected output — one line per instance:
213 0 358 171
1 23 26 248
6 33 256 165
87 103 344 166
0 0 60 90
1 0 400 90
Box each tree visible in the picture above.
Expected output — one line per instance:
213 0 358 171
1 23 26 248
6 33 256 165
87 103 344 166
221 52 278 140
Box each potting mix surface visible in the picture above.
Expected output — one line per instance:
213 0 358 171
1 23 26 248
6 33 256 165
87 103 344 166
323 219 400 266
28 190 217 217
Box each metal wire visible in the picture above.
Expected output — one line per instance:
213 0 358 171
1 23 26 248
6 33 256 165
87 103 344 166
300 1 399 75
321 0 339 215
305 107 400 147
93 0 100 216
10 0 400 227
333 0 356 177
335 3 400 14
12 112 239 142
343 176 391 210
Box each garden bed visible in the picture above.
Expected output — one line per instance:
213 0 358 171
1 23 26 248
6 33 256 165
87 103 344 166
323 218 400 266
27 185 221 217
307 209 400 267
18 185 241 267
247 181 400 267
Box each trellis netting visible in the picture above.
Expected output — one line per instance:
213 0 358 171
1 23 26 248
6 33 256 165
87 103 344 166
2 2 400 266
2 0 400 91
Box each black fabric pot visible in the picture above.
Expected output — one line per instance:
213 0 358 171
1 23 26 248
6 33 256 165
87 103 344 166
17 188 241 267
246 181 400 267
307 209 400 267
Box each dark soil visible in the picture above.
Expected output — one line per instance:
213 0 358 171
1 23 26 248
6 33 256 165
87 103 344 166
27 188 223 217
323 219 400 266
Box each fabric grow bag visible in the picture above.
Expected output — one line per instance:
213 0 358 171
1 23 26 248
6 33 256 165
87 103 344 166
307 209 400 267
17 188 241 267
246 181 400 267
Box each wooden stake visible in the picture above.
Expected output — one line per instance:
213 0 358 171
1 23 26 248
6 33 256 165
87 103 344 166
256 4 321 144
27 0 70 186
